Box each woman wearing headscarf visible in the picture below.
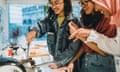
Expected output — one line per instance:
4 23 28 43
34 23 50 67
67 0 120 72
83 0 120 56
69 0 120 56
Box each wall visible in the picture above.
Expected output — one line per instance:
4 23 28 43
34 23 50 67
0 0 8 41
6 0 47 4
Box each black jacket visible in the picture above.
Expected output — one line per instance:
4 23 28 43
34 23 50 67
30 14 83 67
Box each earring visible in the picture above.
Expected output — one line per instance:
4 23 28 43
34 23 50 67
95 8 98 11
100 10 104 14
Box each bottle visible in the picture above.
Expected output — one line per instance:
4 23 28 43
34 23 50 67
8 48 13 57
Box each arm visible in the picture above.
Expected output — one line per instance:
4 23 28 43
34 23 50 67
49 40 82 69
69 28 112 56
55 40 82 67
26 18 48 43
68 24 107 56
69 47 84 63
30 18 48 37
85 42 106 56
86 29 120 56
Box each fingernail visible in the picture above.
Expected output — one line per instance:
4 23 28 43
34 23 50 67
68 37 71 39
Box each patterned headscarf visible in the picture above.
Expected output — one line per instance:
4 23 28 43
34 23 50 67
92 0 120 26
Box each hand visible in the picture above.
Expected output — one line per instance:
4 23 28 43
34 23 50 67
69 28 91 41
68 63 74 72
58 67 68 72
57 63 74 72
68 21 79 41
49 63 58 69
69 21 79 34
77 28 91 37
26 30 36 44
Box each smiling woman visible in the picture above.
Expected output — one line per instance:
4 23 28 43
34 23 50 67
68 0 118 72
26 0 83 70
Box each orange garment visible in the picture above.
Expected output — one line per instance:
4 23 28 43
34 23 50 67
92 0 120 26
8 49 13 56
